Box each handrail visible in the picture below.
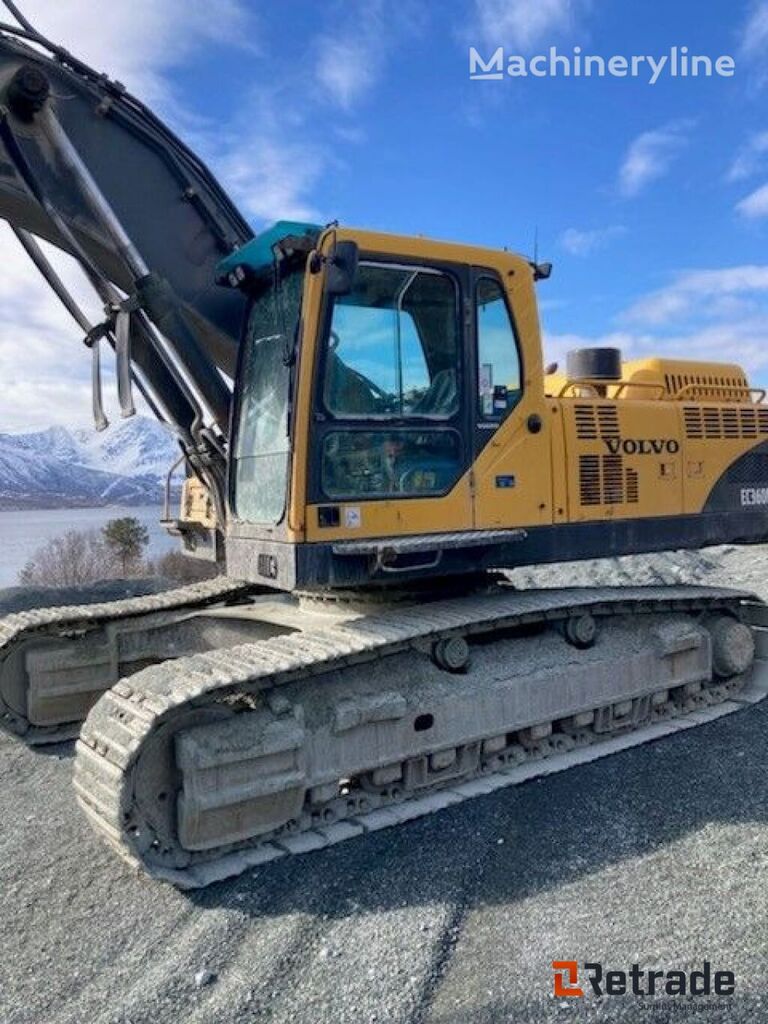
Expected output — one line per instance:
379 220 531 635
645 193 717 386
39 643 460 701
672 383 767 403
556 379 667 400
556 378 767 405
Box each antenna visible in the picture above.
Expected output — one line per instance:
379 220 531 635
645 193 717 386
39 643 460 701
530 226 552 281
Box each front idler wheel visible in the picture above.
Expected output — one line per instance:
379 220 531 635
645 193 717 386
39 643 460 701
706 615 755 679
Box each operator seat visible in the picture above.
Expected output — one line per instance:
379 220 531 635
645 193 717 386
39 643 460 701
411 368 457 415
326 351 383 415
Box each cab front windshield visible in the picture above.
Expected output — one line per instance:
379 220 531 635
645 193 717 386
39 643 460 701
233 268 303 523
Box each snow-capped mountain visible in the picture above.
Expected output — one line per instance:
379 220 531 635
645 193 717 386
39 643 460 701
74 417 176 481
0 417 179 509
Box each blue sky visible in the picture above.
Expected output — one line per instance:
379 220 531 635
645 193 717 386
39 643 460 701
2 0 768 430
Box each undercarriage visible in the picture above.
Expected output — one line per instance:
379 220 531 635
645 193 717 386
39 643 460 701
1 579 752 887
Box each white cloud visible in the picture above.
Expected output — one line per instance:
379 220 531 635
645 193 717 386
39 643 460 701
726 131 768 182
472 0 590 52
314 1 424 110
623 266 768 325
736 182 768 218
15 0 255 108
740 2 768 61
737 3 768 89
209 3 423 223
316 35 381 111
218 132 325 224
544 263 768 383
618 121 693 197
545 319 768 379
558 225 625 256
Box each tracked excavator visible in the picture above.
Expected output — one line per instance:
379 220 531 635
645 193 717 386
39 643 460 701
0 5 767 887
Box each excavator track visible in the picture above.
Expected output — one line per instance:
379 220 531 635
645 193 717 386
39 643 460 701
73 584 768 888
0 577 253 743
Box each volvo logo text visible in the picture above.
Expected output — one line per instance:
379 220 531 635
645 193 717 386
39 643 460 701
603 438 680 456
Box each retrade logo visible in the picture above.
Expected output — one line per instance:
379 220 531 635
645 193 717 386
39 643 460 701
552 961 584 998
551 961 735 998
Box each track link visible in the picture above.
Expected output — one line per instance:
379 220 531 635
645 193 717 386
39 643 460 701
0 577 253 742
73 585 766 888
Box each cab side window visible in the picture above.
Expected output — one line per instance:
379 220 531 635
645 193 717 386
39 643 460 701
476 277 522 421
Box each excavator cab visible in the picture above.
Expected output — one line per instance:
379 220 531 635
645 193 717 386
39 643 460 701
226 223 470 520
220 222 539 590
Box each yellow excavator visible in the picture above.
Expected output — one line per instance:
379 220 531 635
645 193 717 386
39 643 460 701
0 5 766 887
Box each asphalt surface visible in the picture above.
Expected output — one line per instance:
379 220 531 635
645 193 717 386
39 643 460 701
1 552 767 1024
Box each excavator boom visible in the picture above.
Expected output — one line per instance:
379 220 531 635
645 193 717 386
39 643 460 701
0 12 253 442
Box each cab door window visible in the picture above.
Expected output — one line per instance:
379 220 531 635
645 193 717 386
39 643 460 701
318 261 464 500
476 277 522 421
323 264 460 419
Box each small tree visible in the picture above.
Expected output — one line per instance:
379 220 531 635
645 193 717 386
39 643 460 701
18 529 116 587
102 517 149 576
147 549 219 584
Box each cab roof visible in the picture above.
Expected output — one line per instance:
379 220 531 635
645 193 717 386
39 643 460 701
216 221 320 284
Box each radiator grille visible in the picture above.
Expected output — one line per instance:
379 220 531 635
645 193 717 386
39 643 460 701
664 371 748 400
684 405 768 440
579 455 639 506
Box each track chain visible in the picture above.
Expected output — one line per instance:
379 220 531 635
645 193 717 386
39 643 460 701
74 584 764 887
0 577 253 741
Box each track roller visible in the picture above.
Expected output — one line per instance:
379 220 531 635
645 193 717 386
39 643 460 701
432 635 470 672
563 612 598 649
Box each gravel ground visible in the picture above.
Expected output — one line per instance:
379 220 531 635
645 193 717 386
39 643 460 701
1 548 767 1024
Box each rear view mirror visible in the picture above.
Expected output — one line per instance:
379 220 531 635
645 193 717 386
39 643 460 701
325 240 359 296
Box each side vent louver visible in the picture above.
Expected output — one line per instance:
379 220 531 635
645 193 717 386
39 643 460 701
665 372 749 400
579 455 600 504
575 404 619 440
684 405 768 440
574 405 597 440
579 455 639 506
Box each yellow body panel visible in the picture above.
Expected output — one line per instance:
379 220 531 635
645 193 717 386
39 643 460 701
464 246 552 530
295 230 766 544
304 489 473 544
197 227 768 565
621 358 751 401
560 398 683 522
300 226 540 543
286 258 325 542
300 395 768 541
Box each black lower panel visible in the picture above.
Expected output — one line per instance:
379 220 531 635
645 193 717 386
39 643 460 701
703 440 768 513
296 509 768 589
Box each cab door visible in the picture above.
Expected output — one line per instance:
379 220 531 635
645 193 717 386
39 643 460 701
470 268 553 530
